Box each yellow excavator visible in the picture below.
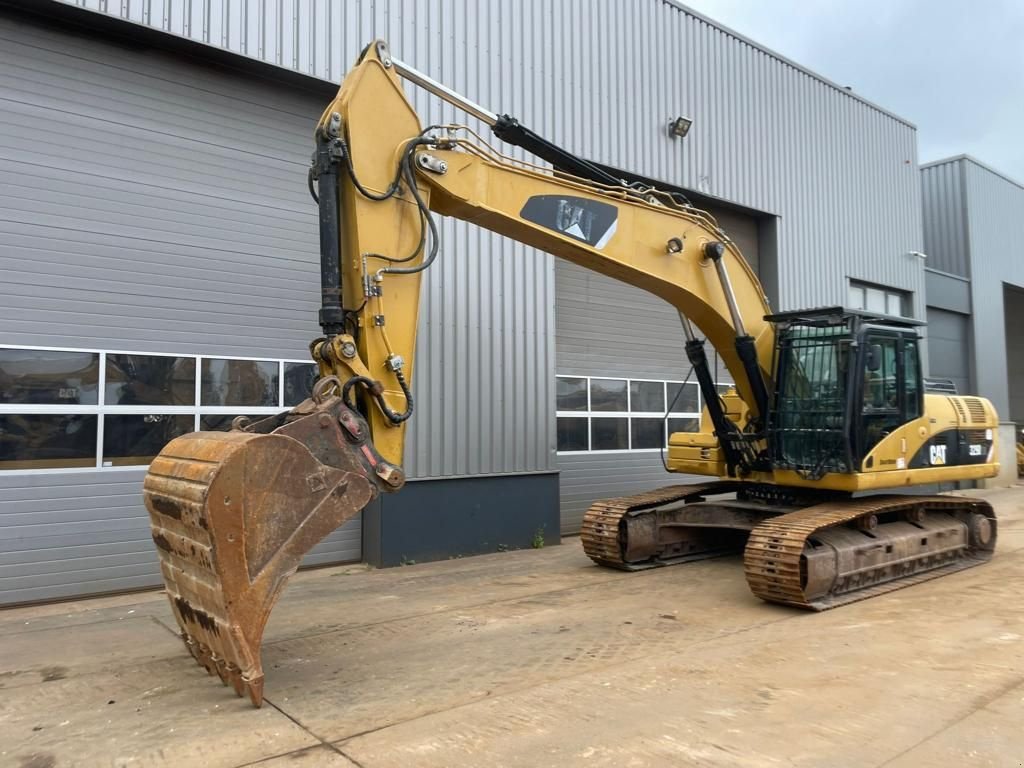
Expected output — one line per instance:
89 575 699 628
142 41 999 707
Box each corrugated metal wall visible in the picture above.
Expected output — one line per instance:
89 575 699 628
960 158 1024 420
921 159 970 277
920 155 1024 420
57 0 926 315
1004 285 1024 424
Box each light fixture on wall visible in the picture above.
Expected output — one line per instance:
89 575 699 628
667 116 693 139
906 251 927 260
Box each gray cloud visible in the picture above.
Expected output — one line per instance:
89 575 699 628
681 0 1024 180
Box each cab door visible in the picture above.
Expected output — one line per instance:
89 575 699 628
855 332 921 467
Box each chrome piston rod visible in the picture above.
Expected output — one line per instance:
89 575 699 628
392 57 498 126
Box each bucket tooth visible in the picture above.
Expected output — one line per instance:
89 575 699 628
182 633 200 661
212 655 229 685
195 643 216 676
225 663 245 697
244 675 266 708
145 425 379 706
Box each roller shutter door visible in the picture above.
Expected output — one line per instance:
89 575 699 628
0 14 360 605
555 202 760 534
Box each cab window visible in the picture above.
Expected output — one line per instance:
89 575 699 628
903 340 922 420
863 337 898 411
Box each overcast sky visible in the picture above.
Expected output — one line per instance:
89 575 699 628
681 0 1024 180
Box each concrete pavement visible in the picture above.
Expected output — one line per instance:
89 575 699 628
2 486 1022 767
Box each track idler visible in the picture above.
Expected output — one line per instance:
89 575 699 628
143 380 402 706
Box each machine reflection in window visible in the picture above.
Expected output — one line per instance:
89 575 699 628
106 354 195 406
283 362 318 407
0 414 98 469
0 349 99 405
201 359 279 407
102 414 194 467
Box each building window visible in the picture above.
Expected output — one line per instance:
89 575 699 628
0 349 99 405
0 346 319 473
556 375 708 454
848 280 911 317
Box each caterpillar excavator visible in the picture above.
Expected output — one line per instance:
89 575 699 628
142 41 999 707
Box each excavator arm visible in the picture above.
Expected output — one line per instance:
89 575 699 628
141 41 782 707
311 41 775 470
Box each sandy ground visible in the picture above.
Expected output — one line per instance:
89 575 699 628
2 485 1022 768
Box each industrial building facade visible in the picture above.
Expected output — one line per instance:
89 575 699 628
0 0 969 605
921 155 1024 459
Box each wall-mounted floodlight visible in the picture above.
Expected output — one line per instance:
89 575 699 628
667 116 693 139
907 251 927 260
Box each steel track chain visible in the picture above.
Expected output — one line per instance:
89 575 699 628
743 494 996 610
579 482 741 568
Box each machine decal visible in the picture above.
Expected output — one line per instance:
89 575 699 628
520 195 618 248
907 429 993 469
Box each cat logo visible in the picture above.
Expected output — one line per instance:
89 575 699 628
929 444 947 466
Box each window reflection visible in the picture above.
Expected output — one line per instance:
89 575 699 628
667 382 699 413
102 414 194 466
591 417 628 450
199 413 280 431
0 347 318 472
590 379 627 411
283 362 317 407
201 359 279 406
629 381 665 413
630 418 664 449
106 354 195 406
556 377 588 411
0 414 98 469
556 417 588 451
0 349 99 405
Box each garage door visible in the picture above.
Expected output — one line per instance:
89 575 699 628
0 13 360 605
555 201 761 534
1004 285 1024 424
926 307 971 396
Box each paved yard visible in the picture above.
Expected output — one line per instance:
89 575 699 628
2 485 1023 768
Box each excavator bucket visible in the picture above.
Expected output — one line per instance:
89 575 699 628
143 388 401 706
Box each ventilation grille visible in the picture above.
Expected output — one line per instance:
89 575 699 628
963 397 988 424
951 398 969 422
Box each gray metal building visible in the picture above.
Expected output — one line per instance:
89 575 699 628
921 155 1024 482
1 0 928 604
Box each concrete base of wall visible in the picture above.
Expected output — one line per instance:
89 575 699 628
980 423 1019 489
361 472 561 567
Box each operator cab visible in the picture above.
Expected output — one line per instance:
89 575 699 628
766 307 924 478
